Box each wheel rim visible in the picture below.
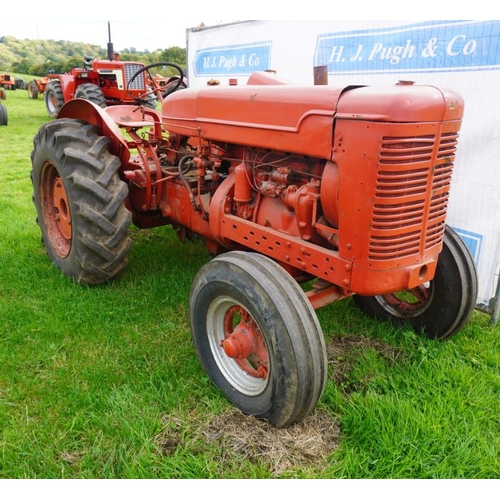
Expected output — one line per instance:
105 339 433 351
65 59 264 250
47 93 56 113
374 282 433 319
40 161 72 258
207 295 269 396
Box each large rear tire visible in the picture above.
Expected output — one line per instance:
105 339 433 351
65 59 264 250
189 251 328 428
74 83 107 108
31 118 132 285
44 80 64 118
352 225 478 340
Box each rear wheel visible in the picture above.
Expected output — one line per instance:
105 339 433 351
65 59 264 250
44 80 64 118
189 251 328 428
74 83 107 108
0 104 7 126
353 225 478 340
27 80 39 99
31 118 132 284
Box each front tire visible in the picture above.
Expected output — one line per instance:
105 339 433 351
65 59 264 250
74 83 107 108
31 118 132 284
189 251 328 428
44 80 64 118
353 225 478 340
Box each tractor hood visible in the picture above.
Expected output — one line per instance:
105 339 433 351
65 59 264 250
162 74 463 160
162 83 342 158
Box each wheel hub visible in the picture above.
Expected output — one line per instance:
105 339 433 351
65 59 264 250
52 177 71 240
40 162 72 259
219 305 269 380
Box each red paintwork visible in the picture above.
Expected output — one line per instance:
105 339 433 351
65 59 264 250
57 71 464 302
51 58 148 105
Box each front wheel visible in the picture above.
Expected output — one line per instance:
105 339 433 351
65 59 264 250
189 251 328 428
74 83 107 108
31 118 132 284
352 225 478 340
44 80 64 117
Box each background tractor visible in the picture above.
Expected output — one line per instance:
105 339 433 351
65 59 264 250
39 23 175 118
27 76 53 99
30 66 478 428
0 72 16 91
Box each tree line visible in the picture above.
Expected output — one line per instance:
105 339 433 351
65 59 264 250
0 36 186 77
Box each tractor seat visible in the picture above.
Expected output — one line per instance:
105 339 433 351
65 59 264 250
105 106 155 129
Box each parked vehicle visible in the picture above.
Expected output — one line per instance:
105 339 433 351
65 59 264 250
30 67 477 428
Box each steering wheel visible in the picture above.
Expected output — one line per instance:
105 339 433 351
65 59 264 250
127 62 186 105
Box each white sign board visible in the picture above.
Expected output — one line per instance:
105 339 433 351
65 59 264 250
186 20 500 320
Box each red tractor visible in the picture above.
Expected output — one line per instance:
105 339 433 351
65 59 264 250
0 73 16 91
30 65 477 428
40 24 180 118
27 76 53 99
42 57 162 118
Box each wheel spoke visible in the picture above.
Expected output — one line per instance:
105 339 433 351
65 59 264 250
384 284 431 311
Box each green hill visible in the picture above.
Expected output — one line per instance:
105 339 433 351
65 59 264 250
0 36 185 77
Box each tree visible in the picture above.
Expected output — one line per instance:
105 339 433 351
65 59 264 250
159 47 186 67
11 58 32 74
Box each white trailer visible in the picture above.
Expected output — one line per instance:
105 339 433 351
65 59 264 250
186 20 500 323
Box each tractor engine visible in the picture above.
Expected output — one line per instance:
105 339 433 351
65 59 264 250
160 74 464 296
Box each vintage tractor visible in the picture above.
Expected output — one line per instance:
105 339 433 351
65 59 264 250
42 56 159 118
39 24 170 118
0 73 16 90
30 66 478 428
27 76 53 99
15 77 25 90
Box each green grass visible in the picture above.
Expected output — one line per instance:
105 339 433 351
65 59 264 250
1 86 499 479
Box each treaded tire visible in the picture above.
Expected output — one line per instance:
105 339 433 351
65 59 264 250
44 80 65 118
0 104 7 125
190 251 328 428
27 80 39 99
31 118 132 285
352 225 478 340
74 83 107 108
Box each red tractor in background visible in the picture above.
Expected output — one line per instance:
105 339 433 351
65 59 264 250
0 73 16 91
30 65 478 428
27 76 53 99
39 23 184 118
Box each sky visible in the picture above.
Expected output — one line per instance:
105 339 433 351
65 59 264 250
0 2 489 52
0 1 243 51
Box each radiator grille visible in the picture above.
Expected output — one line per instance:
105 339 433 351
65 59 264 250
369 132 458 260
124 64 145 90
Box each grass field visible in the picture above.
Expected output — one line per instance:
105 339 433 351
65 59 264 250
0 82 499 479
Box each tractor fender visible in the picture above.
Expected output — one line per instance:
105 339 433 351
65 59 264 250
58 99 132 166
